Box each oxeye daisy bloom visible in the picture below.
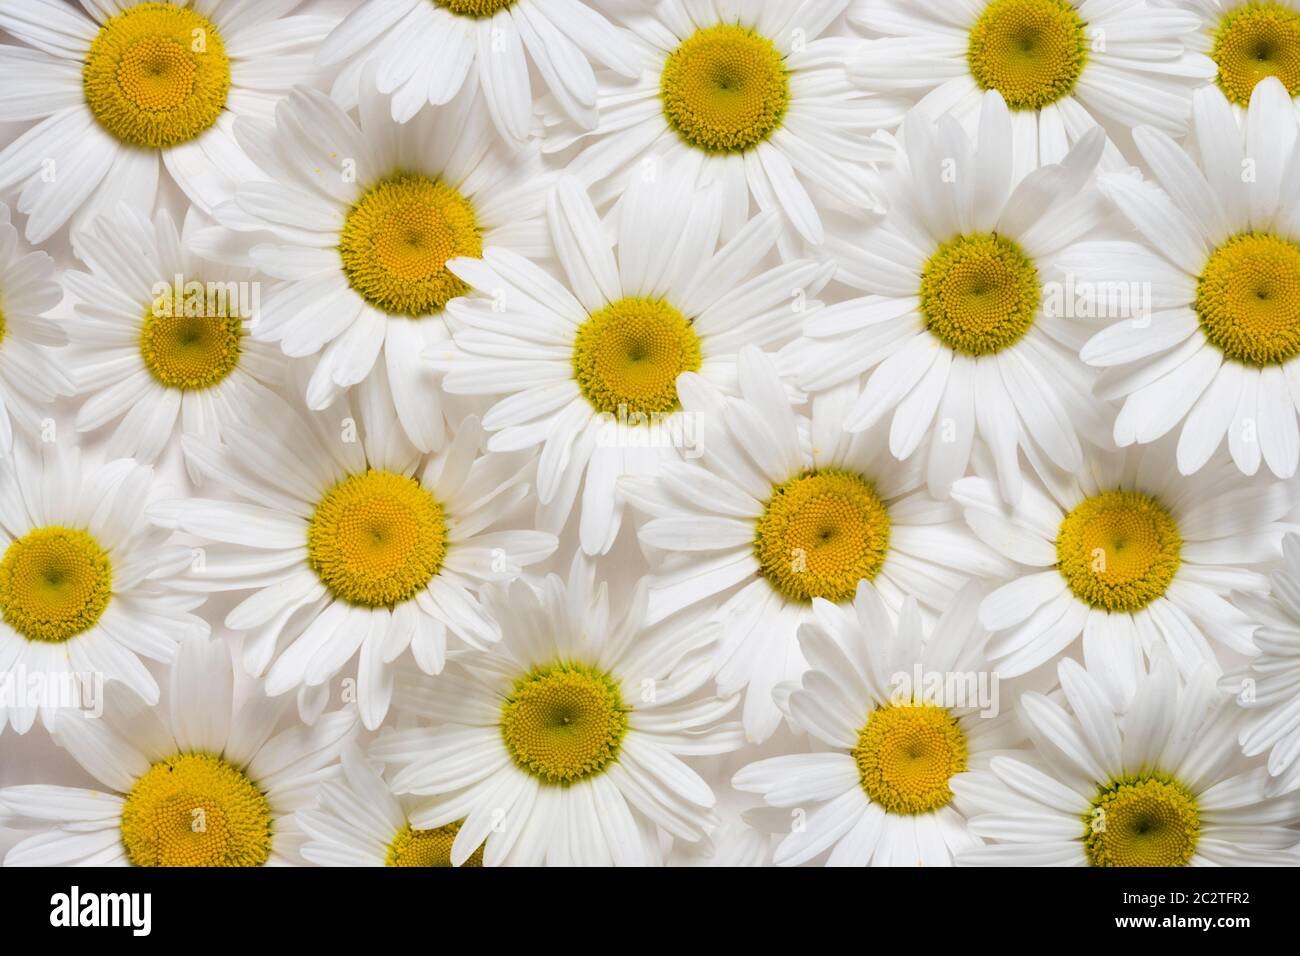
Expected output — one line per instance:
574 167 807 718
63 203 285 481
955 653 1300 866
374 558 744 867
195 78 550 453
953 438 1295 707
297 744 485 867
784 92 1111 504
621 348 1009 742
1182 0 1300 120
1070 79 1300 479
317 0 638 142
848 0 1213 173
0 202 74 451
429 174 834 555
734 587 1025 866
0 443 207 735
0 638 355 867
544 0 902 247
149 383 557 731
0 0 336 243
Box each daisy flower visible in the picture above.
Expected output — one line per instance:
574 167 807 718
955 653 1300 866
373 558 744 867
733 586 1025 866
0 637 355 867
1180 0 1300 121
0 201 74 451
194 76 550 453
848 0 1213 173
63 203 285 481
149 379 557 731
429 173 834 555
621 348 1010 742
953 438 1295 707
0 442 207 735
0 0 336 242
785 92 1111 504
544 0 902 247
1071 79 1300 479
317 0 639 142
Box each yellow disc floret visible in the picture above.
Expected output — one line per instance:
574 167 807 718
754 469 891 604
968 0 1088 111
386 821 484 867
437 0 516 16
339 173 482 317
920 233 1040 355
852 703 968 816
1196 232 1300 366
120 753 272 867
83 3 230 149
0 527 112 644
660 24 790 153
1083 773 1200 867
1213 3 1300 106
307 470 448 608
139 290 243 390
1057 490 1181 612
501 663 629 786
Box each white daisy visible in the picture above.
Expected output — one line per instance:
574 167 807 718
784 91 1112 504
374 557 745 867
149 377 557 731
955 652 1300 866
1179 0 1300 121
0 442 207 735
954 437 1296 707
192 75 550 453
0 637 355 867
621 347 1010 742
317 0 639 143
1071 78 1300 479
848 0 1213 175
63 203 286 482
734 586 1025 866
0 0 336 242
429 173 834 555
543 0 902 248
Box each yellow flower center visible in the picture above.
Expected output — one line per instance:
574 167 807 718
852 704 968 816
82 3 230 149
919 233 1040 355
1195 232 1300 366
1213 2 1300 106
339 173 483 318
571 297 702 418
386 821 484 867
660 24 790 154
306 470 448 608
500 663 629 786
967 0 1088 111
754 469 891 604
1083 774 1200 867
120 753 272 867
0 527 112 644
1056 490 1181 613
139 291 243 390
436 0 516 16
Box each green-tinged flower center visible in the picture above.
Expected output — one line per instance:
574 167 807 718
436 0 517 17
1213 2 1300 106
1056 490 1181 612
501 663 628 785
852 703 968 815
386 821 484 866
139 289 242 390
0 527 112 643
1196 232 1300 366
919 233 1040 355
1083 774 1200 867
968 0 1088 110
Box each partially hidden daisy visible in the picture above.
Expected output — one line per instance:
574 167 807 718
955 652 1300 866
373 557 744 866
429 173 834 555
0 0 336 242
621 348 1010 742
149 378 557 730
734 586 1026 866
0 637 355 866
0 442 207 735
1183 0 1300 120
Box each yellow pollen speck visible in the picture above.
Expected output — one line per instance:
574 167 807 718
307 469 448 608
0 527 112 644
1213 3 1300 105
660 24 790 153
436 0 516 16
386 821 484 867
1056 490 1181 613
852 703 968 815
920 233 1040 355
121 753 272 867
968 0 1088 111
139 290 242 390
1196 232 1300 366
1083 773 1200 867
83 3 230 149
754 469 891 604
501 663 628 786
338 173 482 317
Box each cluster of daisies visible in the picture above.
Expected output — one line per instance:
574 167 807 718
1 0 1300 869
